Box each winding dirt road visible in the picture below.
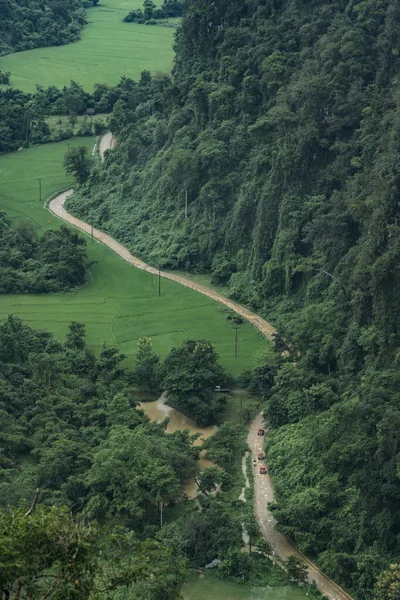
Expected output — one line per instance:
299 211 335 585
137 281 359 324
247 414 354 600
98 131 115 157
47 208 276 340
48 134 352 599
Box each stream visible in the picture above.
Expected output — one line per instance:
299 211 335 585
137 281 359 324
140 393 217 498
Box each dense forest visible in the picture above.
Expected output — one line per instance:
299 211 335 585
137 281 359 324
0 317 302 598
0 0 96 55
0 215 87 293
65 0 400 597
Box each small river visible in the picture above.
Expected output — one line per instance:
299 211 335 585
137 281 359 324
140 393 217 497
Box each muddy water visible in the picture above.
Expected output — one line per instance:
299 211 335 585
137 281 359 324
140 393 217 498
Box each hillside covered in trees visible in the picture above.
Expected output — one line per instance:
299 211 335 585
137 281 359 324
0 316 284 598
0 0 93 55
66 0 400 597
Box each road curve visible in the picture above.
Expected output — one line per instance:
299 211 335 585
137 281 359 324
50 135 351 599
47 198 277 340
248 414 354 600
98 131 115 156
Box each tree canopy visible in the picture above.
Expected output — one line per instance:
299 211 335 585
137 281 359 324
65 0 400 596
0 215 87 293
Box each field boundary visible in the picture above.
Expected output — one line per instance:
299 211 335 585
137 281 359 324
47 190 277 341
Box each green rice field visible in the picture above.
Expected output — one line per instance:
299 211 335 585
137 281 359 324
182 573 308 600
0 0 176 92
0 141 268 374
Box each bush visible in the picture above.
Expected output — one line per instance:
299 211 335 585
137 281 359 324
219 549 253 581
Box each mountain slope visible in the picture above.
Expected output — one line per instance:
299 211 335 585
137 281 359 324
67 1 400 596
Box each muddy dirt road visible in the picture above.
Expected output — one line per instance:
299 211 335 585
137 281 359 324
47 206 277 340
247 414 354 600
48 134 351 599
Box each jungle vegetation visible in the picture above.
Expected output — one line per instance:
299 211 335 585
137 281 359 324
0 215 87 293
0 0 95 55
66 0 400 596
0 317 299 598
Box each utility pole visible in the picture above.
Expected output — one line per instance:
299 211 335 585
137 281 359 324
158 268 161 297
233 326 239 359
37 178 43 202
184 188 188 220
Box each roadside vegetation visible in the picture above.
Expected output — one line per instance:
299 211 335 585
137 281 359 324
2 0 400 595
0 140 267 373
65 0 400 596
0 315 310 599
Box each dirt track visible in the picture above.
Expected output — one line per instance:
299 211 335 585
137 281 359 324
98 131 115 156
47 205 277 340
247 414 354 600
48 134 352 600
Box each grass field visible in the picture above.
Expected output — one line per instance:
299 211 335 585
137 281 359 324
182 573 308 600
0 141 269 374
0 0 176 93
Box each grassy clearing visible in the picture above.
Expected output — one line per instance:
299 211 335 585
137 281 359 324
0 141 269 374
182 572 308 600
46 114 108 136
0 0 176 93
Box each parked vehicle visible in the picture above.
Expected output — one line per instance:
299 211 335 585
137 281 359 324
260 465 267 474
258 428 264 436
257 451 265 460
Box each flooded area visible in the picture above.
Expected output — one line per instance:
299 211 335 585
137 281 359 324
140 393 217 497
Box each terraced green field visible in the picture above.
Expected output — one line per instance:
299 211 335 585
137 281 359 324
0 0 176 92
0 141 268 374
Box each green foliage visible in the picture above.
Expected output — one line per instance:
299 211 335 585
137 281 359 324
0 70 10 84
0 315 198 521
183 496 243 566
64 146 91 184
256 538 273 557
0 215 87 293
0 504 185 600
285 556 308 584
135 336 161 391
375 564 400 600
196 466 230 494
0 1 176 93
0 0 87 55
123 0 186 23
202 422 246 470
162 340 230 425
219 548 253 581
66 0 400 595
